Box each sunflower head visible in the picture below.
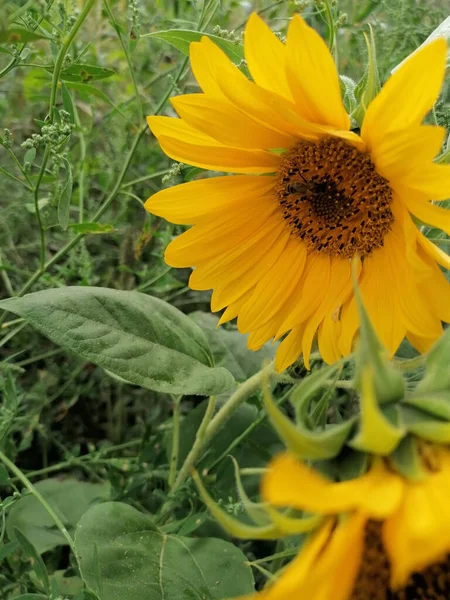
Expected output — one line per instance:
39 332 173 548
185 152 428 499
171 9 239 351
146 13 450 372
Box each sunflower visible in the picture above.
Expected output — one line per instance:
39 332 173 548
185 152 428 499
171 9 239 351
145 13 450 371
249 449 450 599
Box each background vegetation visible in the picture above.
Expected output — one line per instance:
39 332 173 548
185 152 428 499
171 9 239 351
0 0 449 598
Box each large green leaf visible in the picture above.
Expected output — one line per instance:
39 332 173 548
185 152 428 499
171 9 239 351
75 502 254 600
190 312 276 381
7 479 109 554
0 287 235 395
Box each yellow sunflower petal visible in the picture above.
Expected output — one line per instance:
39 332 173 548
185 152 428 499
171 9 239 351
361 38 447 149
399 187 450 236
276 253 331 337
190 213 285 290
245 520 334 600
217 287 254 326
164 198 277 267
399 162 450 201
305 514 367 600
238 239 307 332
244 13 293 101
285 15 349 130
416 250 450 323
210 224 290 310
157 134 281 174
385 224 442 339
416 230 450 271
370 125 446 182
301 257 352 369
262 453 404 518
274 324 306 372
148 116 281 173
171 94 295 149
145 175 275 224
339 244 406 357
406 331 437 354
189 36 338 141
318 313 342 365
384 450 450 588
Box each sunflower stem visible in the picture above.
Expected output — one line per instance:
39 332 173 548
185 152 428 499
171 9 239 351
168 395 182 490
172 361 277 493
392 354 427 372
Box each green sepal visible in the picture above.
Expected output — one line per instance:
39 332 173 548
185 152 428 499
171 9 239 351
352 25 380 125
352 263 405 405
264 379 356 460
192 470 318 539
401 404 450 443
334 449 369 481
229 456 270 527
349 367 405 455
416 328 450 395
390 435 427 482
403 391 450 421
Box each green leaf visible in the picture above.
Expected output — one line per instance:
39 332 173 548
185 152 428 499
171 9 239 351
44 64 116 82
58 158 73 230
7 479 109 554
0 287 235 396
68 222 116 235
61 81 75 123
51 570 84 596
75 502 254 599
0 28 52 43
23 147 36 166
14 529 50 593
0 540 19 563
352 26 380 125
145 29 244 64
189 312 276 381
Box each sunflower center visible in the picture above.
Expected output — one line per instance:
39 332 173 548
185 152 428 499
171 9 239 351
351 521 450 599
275 137 394 258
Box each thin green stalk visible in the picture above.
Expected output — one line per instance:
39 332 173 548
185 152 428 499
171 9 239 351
1 318 24 330
15 348 65 367
168 395 182 490
5 148 34 188
34 146 50 270
121 168 172 188
73 105 87 223
13 440 142 481
171 395 217 493
202 361 276 450
103 0 144 124
0 166 34 192
48 0 97 122
0 450 76 554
